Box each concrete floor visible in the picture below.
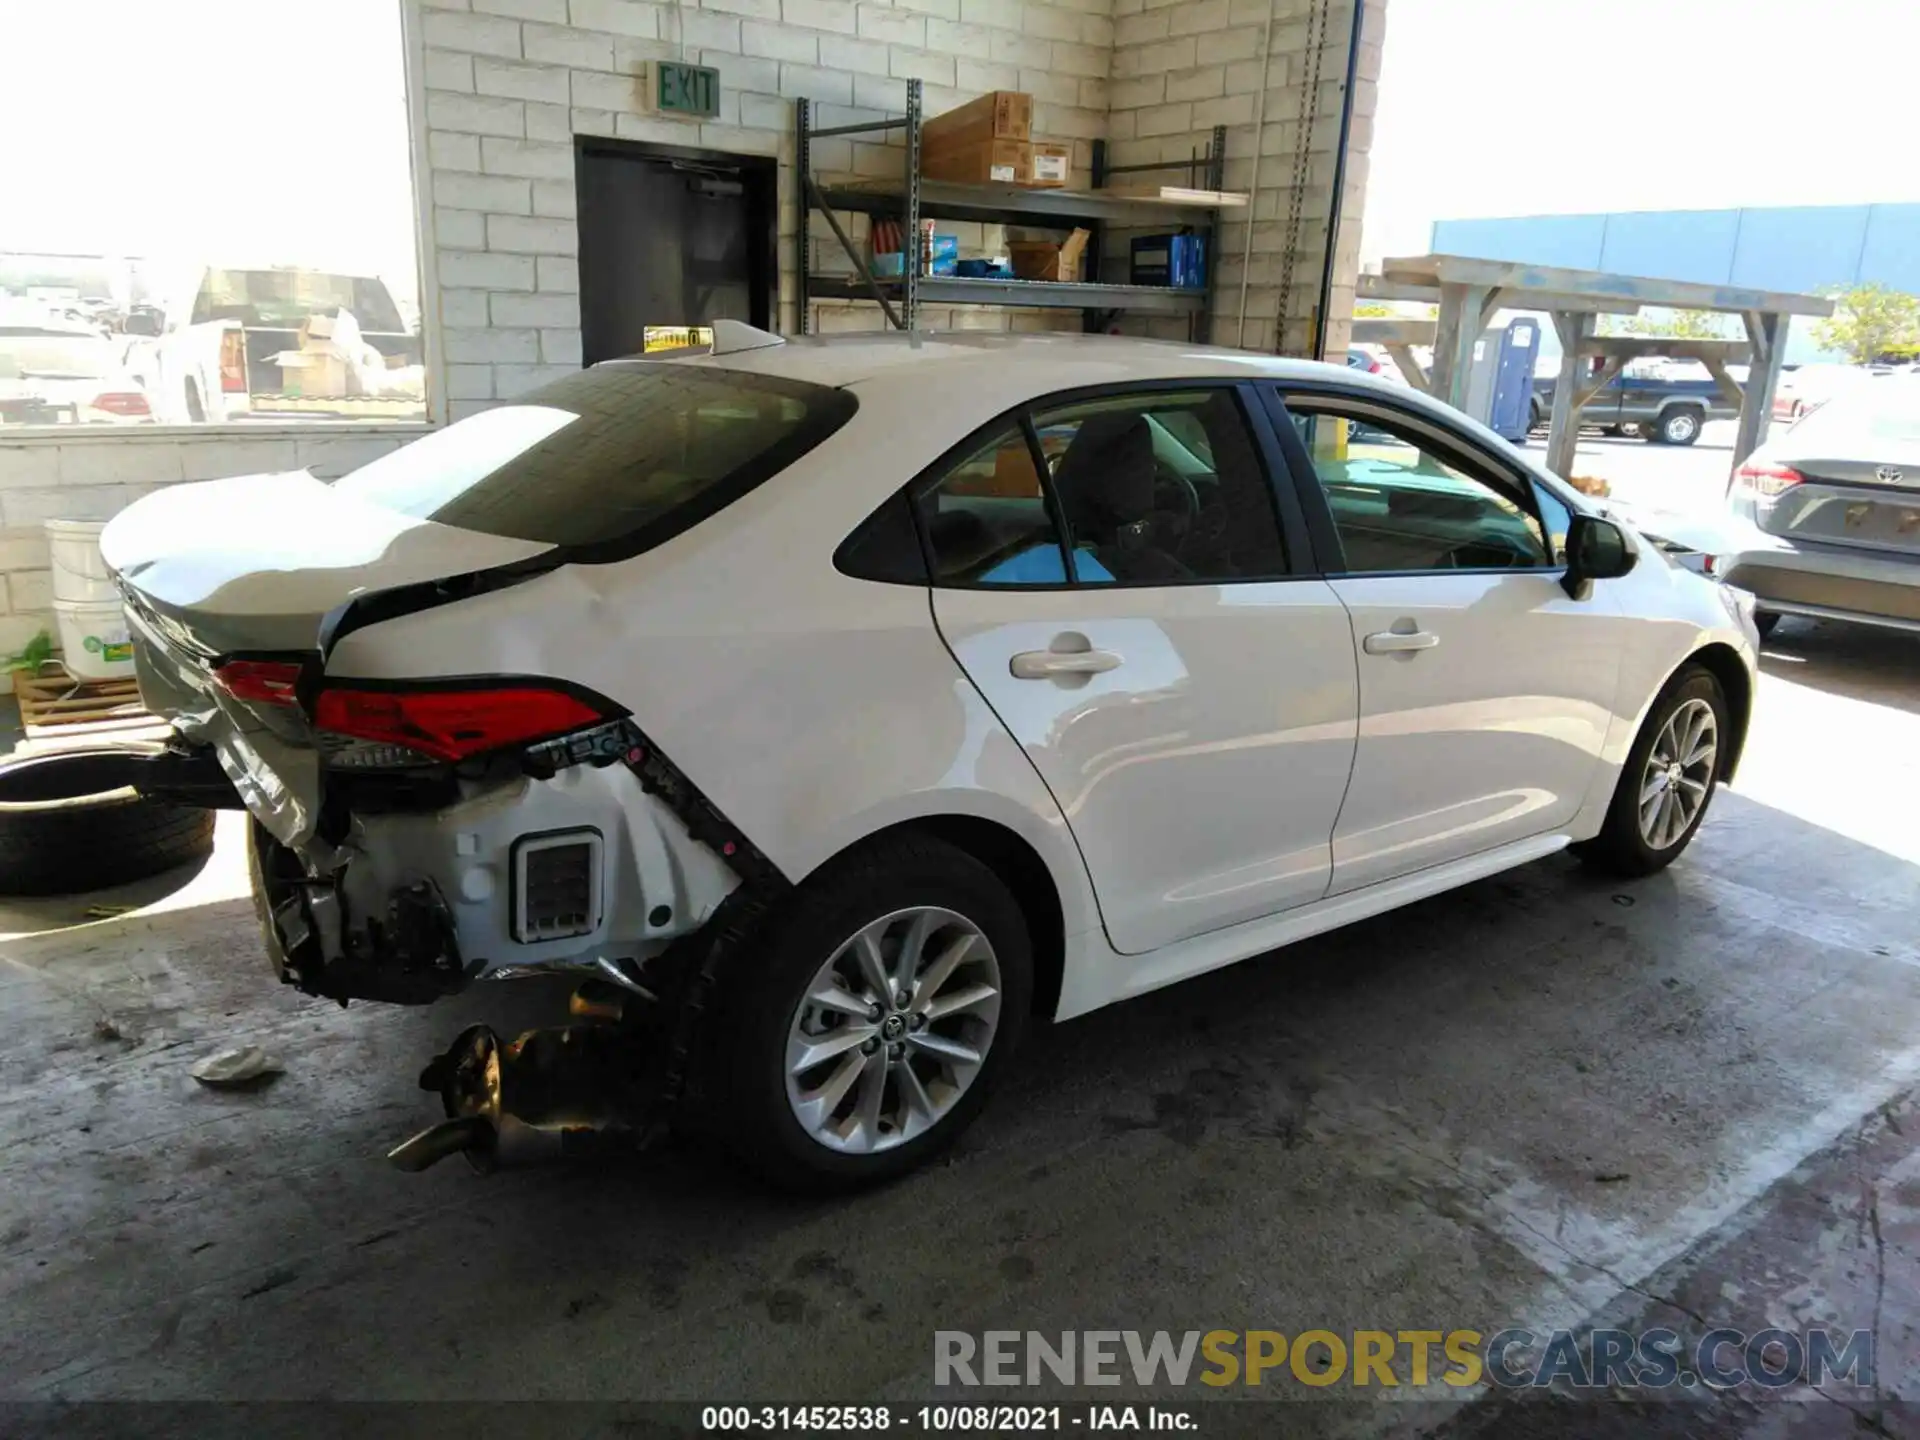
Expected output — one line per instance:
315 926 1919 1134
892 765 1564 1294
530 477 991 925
2 616 1917 1437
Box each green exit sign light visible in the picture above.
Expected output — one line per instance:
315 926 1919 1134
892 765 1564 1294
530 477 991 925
657 62 720 118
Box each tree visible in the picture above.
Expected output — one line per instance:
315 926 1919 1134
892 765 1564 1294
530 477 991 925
1601 308 1732 340
1813 283 1920 365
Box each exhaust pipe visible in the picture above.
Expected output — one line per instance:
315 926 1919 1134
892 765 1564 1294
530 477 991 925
387 982 650 1172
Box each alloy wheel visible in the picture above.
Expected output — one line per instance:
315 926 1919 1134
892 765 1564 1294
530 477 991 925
1639 697 1717 850
784 906 1002 1154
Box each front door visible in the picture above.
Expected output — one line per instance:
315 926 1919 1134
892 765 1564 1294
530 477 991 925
922 385 1359 956
1274 389 1624 895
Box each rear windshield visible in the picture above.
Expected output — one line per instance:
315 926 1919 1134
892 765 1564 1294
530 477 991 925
332 364 856 557
192 269 407 333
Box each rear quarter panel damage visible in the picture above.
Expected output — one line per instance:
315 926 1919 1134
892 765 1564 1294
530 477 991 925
323 404 1105 950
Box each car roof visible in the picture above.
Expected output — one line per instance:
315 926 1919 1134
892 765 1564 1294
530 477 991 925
592 329 1546 467
604 330 1362 391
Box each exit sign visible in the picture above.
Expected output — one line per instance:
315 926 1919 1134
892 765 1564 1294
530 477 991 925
656 61 720 118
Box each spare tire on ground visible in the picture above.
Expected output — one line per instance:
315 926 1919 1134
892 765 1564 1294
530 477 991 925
0 747 217 896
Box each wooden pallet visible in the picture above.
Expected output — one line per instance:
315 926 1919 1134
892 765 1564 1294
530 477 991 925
14 670 152 737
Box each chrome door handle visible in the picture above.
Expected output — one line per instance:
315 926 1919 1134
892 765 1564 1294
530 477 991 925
1363 630 1439 655
1010 648 1122 680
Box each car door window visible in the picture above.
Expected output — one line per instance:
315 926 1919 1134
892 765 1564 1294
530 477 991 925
1288 404 1553 573
1034 388 1287 585
915 424 1072 586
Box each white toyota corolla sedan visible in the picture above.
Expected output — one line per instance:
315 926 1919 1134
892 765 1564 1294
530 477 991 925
102 325 1759 1187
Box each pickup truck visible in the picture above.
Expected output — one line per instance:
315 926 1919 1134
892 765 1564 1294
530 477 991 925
1529 367 1739 446
126 266 420 424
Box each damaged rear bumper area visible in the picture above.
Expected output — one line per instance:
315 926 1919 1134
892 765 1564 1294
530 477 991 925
242 721 749 1006
229 719 788 1172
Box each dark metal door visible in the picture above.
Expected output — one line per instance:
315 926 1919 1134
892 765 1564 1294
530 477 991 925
575 138 774 365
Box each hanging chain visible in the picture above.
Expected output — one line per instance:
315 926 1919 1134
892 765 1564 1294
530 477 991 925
1274 0 1332 355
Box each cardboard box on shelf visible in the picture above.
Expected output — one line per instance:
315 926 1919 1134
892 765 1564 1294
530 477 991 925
922 138 1031 186
1008 228 1090 283
1027 143 1070 189
922 91 1032 151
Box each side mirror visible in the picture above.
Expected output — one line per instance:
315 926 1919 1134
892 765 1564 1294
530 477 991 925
1562 513 1637 599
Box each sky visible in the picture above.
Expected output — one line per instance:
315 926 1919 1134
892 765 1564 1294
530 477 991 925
1362 0 1920 265
0 0 418 299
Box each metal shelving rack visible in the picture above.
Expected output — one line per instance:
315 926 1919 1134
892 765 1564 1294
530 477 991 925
795 79 1228 340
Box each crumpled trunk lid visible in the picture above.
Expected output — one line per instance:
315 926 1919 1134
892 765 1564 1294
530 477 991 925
102 472 555 847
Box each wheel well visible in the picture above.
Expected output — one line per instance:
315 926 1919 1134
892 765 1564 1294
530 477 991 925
857 815 1066 1021
1687 643 1752 779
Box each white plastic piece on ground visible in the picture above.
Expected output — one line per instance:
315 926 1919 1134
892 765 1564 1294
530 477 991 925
46 519 118 604
189 1045 284 1088
52 599 136 680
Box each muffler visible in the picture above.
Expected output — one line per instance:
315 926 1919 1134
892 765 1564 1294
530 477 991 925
387 983 651 1172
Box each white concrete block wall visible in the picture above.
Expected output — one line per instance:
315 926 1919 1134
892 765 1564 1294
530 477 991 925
418 0 1114 409
1105 0 1382 357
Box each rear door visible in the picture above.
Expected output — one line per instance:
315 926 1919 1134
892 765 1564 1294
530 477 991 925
1267 386 1625 894
923 384 1358 956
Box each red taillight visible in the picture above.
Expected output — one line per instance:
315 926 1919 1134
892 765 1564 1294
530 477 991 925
219 329 247 393
1733 461 1803 498
212 658 305 706
313 685 605 764
92 390 151 417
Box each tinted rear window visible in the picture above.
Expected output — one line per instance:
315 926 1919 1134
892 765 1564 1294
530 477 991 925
332 363 856 557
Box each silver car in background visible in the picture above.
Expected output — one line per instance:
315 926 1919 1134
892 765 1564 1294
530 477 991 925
1721 379 1920 638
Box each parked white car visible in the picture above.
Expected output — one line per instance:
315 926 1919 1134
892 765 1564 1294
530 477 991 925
101 327 1758 1187
0 301 153 426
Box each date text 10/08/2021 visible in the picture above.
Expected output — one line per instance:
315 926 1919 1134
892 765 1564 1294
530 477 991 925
702 1406 1196 1431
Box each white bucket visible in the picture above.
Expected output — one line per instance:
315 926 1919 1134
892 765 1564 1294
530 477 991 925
53 598 136 681
46 519 118 604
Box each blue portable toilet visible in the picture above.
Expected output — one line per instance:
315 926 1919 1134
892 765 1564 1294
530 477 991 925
1464 317 1539 442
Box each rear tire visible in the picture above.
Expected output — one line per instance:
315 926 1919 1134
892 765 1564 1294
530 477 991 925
184 381 206 423
0 748 216 896
1658 407 1704 445
713 834 1032 1192
1574 668 1727 878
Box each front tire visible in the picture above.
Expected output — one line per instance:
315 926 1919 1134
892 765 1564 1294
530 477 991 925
715 834 1032 1191
1575 667 1727 877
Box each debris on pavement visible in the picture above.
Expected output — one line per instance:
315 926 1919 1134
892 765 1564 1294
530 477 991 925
91 1017 121 1042
189 1046 285 1090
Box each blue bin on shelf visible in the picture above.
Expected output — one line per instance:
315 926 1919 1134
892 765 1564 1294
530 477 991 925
1130 231 1205 288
